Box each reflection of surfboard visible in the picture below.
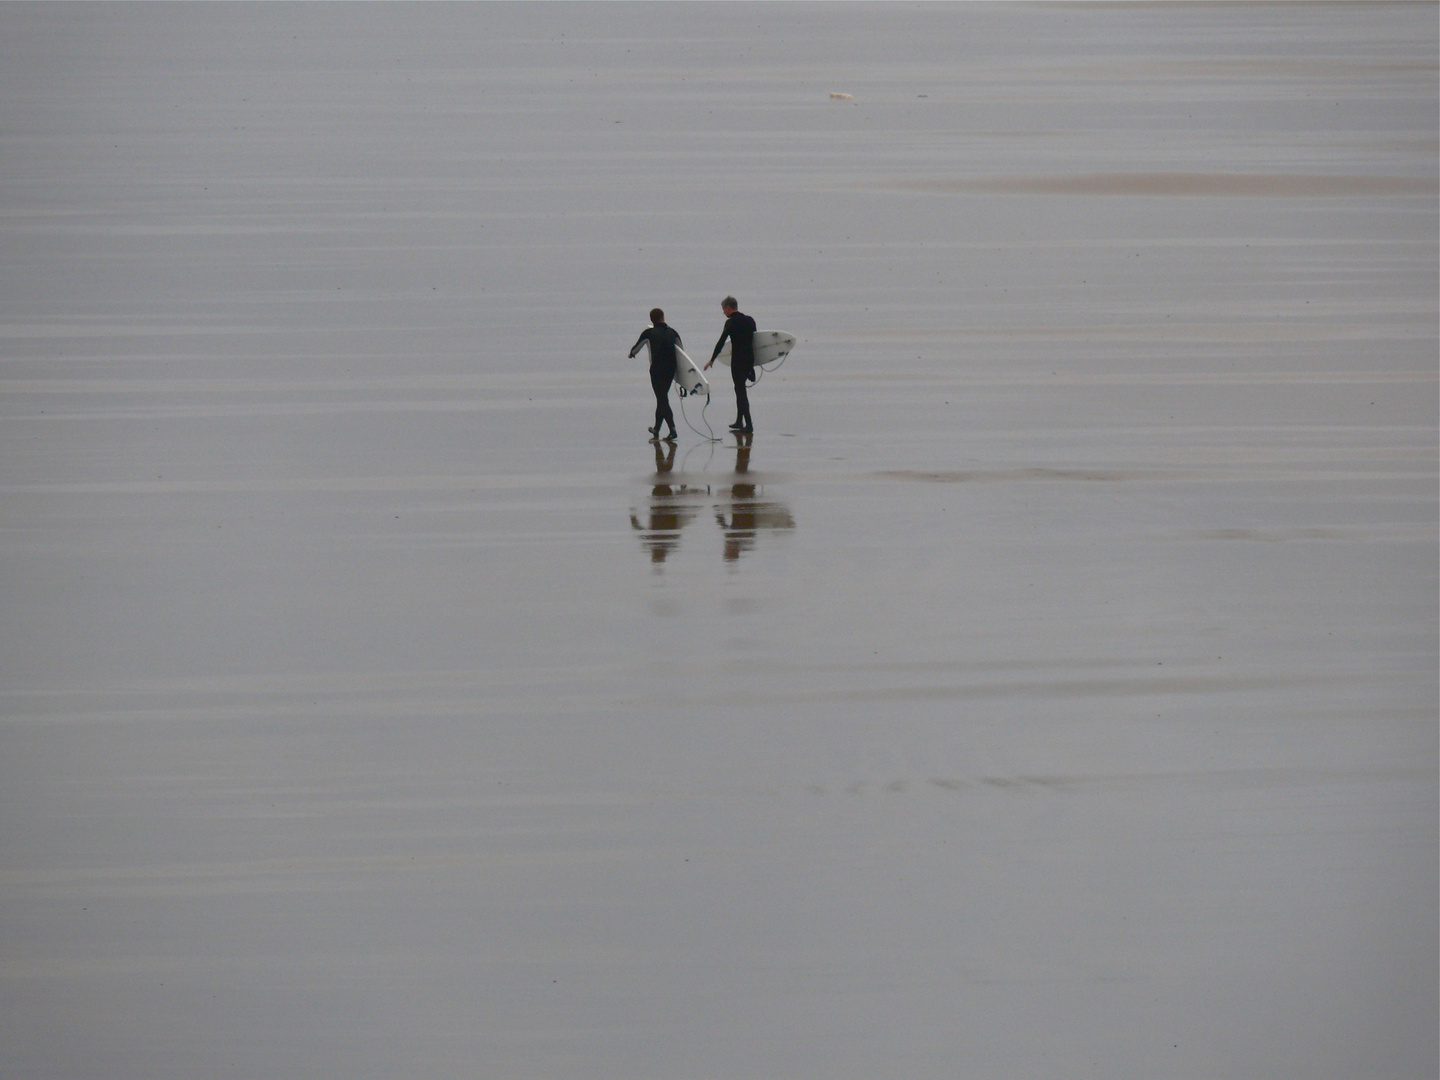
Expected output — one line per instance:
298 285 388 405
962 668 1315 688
713 330 796 369
673 345 709 398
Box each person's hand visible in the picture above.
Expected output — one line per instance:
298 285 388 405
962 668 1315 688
703 359 713 370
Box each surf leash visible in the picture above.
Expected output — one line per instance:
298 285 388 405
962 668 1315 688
680 429 716 475
751 348 789 384
677 388 722 442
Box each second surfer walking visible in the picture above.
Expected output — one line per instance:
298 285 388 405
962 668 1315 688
704 295 756 432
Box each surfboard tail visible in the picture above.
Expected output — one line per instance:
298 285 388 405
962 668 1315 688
672 345 710 397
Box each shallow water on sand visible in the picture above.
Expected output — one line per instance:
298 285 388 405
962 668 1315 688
2 5 1436 1078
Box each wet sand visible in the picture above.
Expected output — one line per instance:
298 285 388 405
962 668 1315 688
1 4 1436 1078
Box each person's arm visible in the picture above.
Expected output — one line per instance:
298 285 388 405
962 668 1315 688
705 322 731 369
629 329 649 358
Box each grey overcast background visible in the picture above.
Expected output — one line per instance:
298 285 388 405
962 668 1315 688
2 4 1436 1078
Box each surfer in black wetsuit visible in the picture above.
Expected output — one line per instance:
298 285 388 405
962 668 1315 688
704 295 756 432
629 307 680 441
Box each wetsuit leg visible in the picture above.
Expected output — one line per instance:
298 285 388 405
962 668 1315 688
732 366 752 426
651 367 675 430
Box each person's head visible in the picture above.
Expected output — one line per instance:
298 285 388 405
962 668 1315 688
721 296 738 315
650 307 665 325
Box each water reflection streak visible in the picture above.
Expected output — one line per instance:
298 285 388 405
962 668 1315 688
629 433 794 566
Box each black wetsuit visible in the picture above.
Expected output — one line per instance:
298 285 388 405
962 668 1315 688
630 323 681 433
711 310 757 427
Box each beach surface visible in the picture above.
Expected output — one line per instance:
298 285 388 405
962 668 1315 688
2 4 1436 1078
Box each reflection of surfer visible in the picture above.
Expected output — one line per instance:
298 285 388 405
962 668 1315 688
714 431 794 562
629 439 694 564
704 296 756 433
628 307 681 442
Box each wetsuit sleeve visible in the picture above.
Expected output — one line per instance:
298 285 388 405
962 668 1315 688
711 322 731 361
629 329 649 358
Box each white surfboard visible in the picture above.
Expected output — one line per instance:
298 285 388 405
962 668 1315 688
712 330 796 369
673 344 709 398
637 337 709 398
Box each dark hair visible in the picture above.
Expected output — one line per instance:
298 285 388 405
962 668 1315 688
722 296 738 310
650 308 664 324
